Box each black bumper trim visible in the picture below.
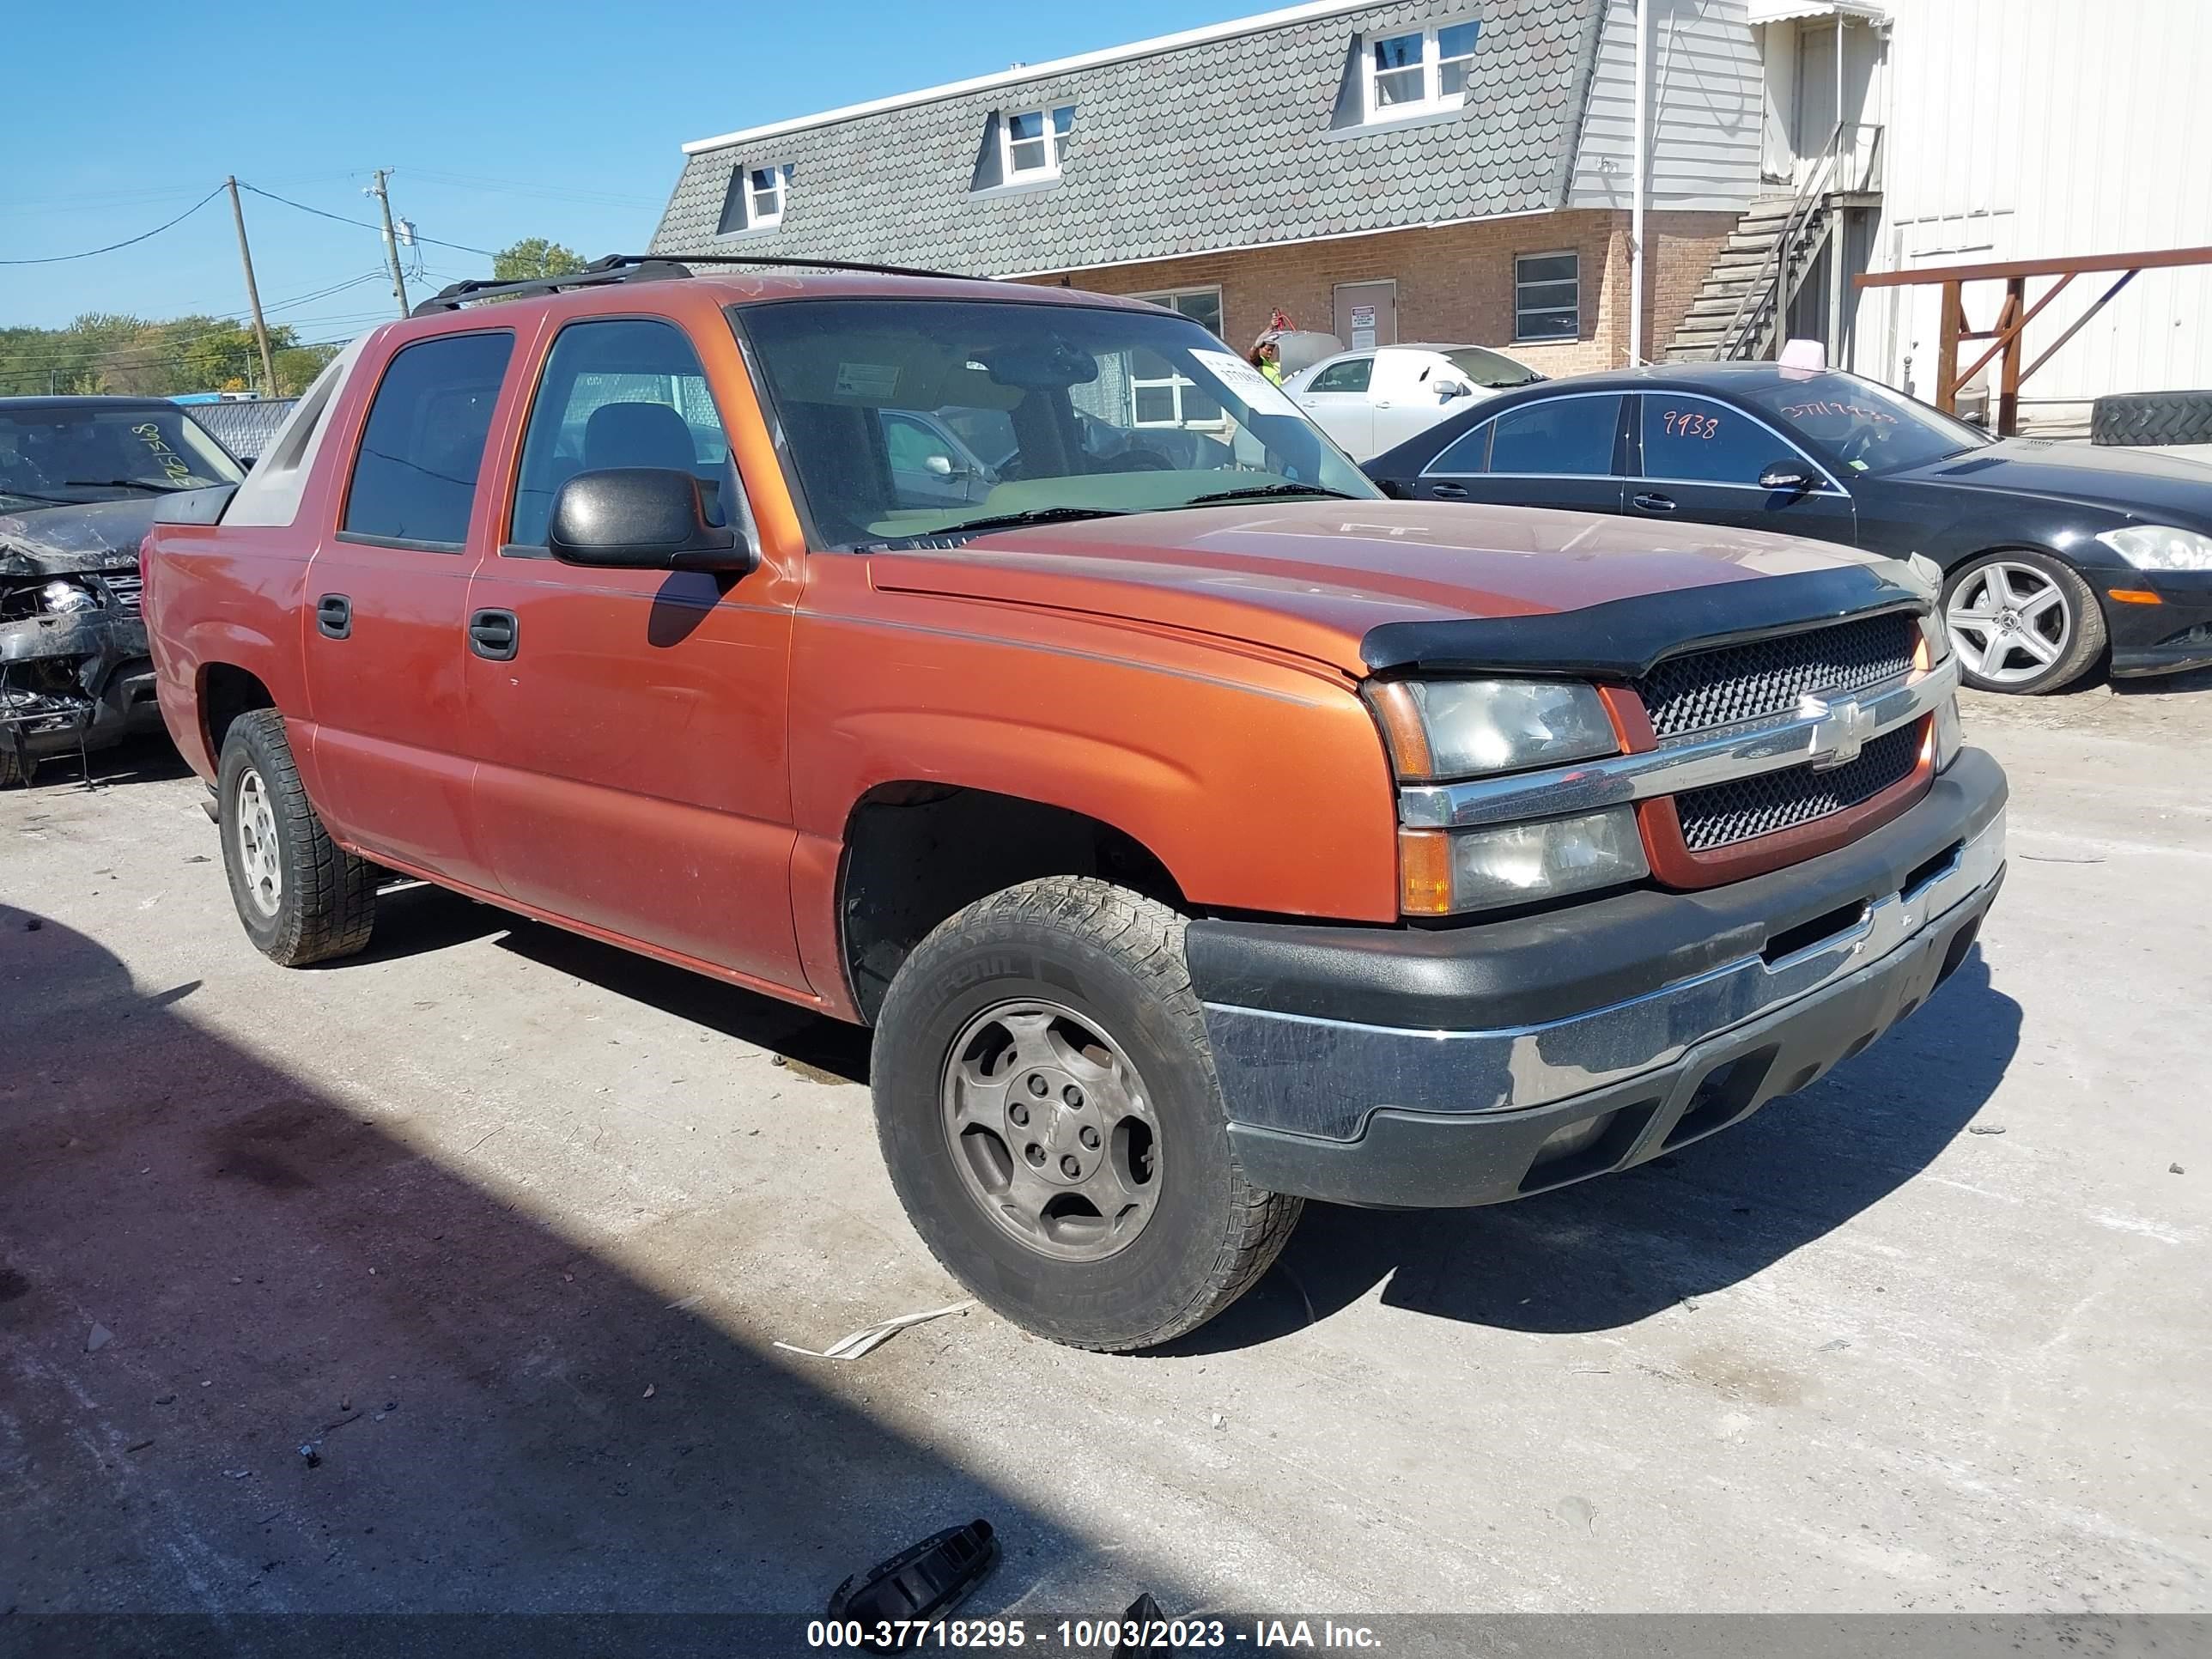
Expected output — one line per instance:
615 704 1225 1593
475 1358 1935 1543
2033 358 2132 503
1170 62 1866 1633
1188 747 2006 1032
1227 869 2001 1208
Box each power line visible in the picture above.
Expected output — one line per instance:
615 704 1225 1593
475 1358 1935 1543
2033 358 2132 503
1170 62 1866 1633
0 185 226 266
238 181 496 259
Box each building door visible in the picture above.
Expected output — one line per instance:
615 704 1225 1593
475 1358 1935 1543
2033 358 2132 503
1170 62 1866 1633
1333 282 1397 351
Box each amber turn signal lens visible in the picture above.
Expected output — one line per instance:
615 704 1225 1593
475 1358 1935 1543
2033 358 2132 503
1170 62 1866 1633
1398 829 1456 915
1365 682 1435 780
2106 588 2165 605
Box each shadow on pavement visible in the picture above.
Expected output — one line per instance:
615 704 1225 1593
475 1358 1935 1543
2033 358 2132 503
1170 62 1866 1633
1180 953 2021 1351
0 903 1139 1620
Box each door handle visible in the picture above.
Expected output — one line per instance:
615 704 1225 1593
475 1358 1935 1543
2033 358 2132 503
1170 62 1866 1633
1632 492 1677 513
1430 482 1470 500
316 593 351 640
1375 400 1393 409
467 608 519 662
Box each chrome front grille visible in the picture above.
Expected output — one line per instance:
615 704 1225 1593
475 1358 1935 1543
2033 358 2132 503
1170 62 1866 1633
1674 723 1922 852
101 572 144 611
1632 612 1920 744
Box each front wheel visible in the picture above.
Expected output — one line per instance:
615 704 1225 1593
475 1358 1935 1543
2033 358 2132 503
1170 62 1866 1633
871 878 1302 1352
216 709 377 966
1942 550 2106 694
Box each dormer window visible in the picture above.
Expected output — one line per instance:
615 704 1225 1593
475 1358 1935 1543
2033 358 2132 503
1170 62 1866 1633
1004 105 1075 179
716 163 787 235
744 166 785 228
1363 19 1479 120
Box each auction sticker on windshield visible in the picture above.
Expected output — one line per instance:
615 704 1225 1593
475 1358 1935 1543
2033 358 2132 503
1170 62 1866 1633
1192 349 1309 422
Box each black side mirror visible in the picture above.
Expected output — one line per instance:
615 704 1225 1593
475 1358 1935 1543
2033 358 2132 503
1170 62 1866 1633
548 468 758 574
1758 461 1817 494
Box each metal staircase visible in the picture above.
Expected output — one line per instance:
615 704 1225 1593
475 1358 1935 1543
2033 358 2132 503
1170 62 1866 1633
1666 122 1881 363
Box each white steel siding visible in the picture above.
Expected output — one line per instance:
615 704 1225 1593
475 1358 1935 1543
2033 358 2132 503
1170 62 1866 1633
1857 0 2212 409
1569 0 1765 212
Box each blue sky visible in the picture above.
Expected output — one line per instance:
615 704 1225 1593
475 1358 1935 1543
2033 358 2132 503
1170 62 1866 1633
3 0 1261 333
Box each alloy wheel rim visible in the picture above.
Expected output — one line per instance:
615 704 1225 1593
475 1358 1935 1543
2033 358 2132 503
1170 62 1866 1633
1946 561 2071 685
939 1000 1161 1262
235 768 283 917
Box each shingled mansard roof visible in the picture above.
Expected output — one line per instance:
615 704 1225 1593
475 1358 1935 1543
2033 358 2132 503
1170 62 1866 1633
651 0 1607 277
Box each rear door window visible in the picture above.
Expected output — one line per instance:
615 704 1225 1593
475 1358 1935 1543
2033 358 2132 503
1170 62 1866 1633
1306 356 1374 394
341 331 514 550
1425 420 1494 475
1487 394 1623 476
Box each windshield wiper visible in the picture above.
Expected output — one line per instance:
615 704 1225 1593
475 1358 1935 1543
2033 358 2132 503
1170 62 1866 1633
64 477 193 493
852 505 1131 550
0 487 82 507
1182 483 1364 507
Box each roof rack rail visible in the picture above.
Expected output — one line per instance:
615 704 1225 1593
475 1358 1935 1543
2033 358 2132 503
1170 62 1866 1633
410 252 994 316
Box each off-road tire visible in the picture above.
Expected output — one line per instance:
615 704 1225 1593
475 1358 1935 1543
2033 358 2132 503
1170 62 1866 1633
872 877 1303 1352
1944 550 2107 696
2090 390 2212 448
0 744 23 789
216 709 376 966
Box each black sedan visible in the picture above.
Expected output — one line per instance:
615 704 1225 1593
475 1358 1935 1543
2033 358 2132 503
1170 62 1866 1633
1364 363 2212 694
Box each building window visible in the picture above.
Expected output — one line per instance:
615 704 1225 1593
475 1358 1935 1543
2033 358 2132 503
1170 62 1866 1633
716 164 786 235
1131 287 1224 338
744 167 784 228
1127 288 1226 428
1004 106 1075 179
1363 19 1480 120
1514 251 1580 342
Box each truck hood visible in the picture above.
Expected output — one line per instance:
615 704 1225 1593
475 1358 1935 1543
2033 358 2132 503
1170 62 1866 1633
868 500 1912 678
0 495 160 578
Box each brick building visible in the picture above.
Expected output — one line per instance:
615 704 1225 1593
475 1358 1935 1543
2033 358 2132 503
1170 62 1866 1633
650 0 1769 376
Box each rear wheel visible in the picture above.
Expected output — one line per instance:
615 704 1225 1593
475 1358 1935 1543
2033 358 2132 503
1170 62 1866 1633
871 877 1302 1352
1942 550 2106 695
216 710 376 965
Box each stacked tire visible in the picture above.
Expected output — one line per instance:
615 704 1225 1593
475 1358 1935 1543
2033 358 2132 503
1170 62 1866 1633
2090 391 2212 448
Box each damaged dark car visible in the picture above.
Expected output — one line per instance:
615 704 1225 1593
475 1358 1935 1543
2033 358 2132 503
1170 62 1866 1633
1 397 245 785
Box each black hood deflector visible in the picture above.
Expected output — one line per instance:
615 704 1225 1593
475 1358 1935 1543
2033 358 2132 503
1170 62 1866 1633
1361 562 1931 680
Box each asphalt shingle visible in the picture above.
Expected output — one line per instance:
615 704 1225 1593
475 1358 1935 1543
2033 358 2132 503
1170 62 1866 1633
649 0 1604 275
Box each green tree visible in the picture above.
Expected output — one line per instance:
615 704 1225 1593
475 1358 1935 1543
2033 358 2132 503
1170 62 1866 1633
492 238 586 283
0 312 333 399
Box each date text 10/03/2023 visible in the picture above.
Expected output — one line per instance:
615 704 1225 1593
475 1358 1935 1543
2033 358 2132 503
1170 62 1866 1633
805 1618 1384 1650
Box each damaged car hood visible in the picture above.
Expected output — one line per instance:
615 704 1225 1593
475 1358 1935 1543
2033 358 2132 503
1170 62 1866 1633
866 499 1916 677
0 495 161 576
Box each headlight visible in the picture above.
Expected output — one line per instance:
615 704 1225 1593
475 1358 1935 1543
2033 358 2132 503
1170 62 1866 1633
2095 525 2212 571
39 579 100 614
1401 807 1650 915
1367 678 1619 781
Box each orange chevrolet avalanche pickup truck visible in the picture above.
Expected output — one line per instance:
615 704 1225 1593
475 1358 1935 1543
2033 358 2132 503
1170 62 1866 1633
143 257 2007 1351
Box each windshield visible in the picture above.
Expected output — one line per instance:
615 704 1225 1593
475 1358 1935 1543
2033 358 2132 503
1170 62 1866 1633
0 405 245 509
732 297 1379 549
1442 347 1540 390
1739 372 1990 477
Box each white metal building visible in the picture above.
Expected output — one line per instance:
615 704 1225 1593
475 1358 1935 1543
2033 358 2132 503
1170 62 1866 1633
1832 0 2212 423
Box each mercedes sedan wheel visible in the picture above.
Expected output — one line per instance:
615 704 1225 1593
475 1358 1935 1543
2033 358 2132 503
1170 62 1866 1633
1942 551 2106 695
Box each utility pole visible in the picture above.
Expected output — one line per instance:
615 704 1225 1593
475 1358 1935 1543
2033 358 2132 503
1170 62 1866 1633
225 177 281 398
368 170 411 318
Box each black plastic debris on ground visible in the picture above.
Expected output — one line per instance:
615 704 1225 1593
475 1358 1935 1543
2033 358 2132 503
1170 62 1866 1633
826 1519 998 1642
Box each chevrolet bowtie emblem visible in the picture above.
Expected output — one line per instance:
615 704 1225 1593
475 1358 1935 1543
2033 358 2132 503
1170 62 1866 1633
1801 694 1877 770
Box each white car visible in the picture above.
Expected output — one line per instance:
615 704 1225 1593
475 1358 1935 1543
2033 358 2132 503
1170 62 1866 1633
1285 343 1544 461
